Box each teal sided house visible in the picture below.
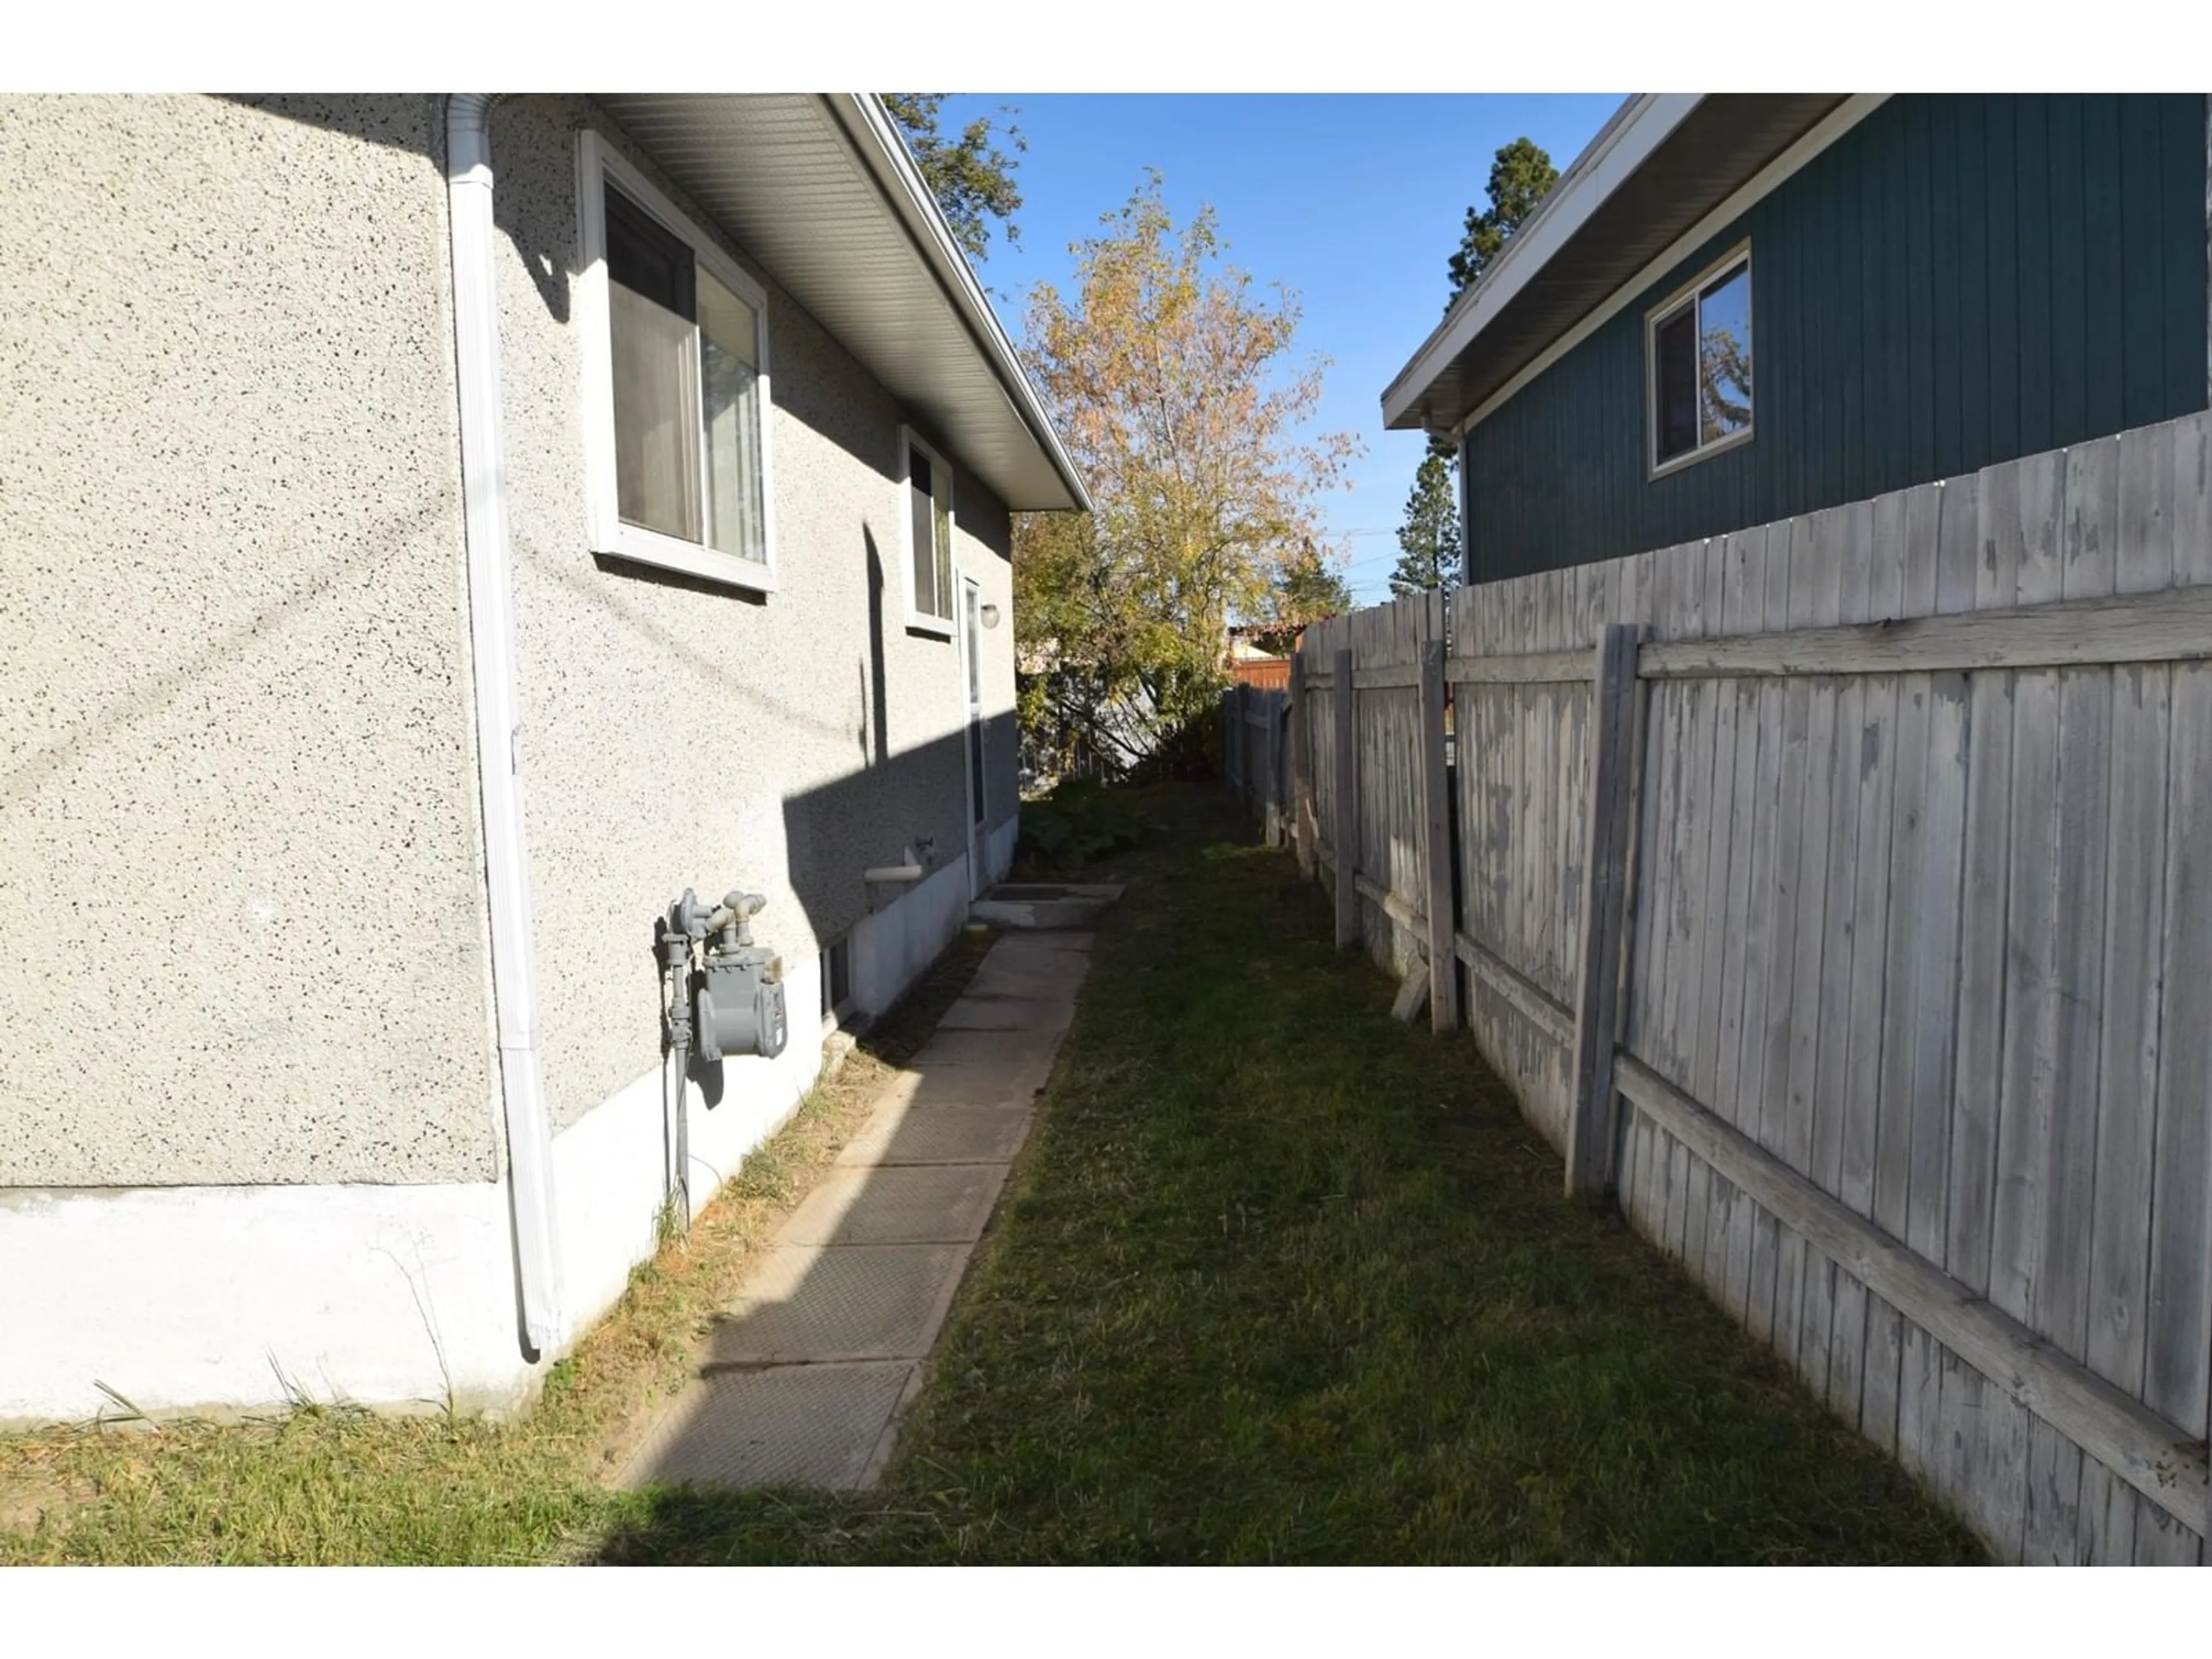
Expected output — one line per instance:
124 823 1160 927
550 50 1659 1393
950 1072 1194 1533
1385 94 2210 580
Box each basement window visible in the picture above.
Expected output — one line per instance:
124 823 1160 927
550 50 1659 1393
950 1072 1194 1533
820 933 854 1027
1647 244 1753 475
579 133 777 593
902 427 956 634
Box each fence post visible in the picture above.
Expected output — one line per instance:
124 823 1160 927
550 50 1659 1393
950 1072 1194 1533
1565 623 1644 1202
1418 638 1459 1032
1290 652 1315 876
1275 697 1291 846
1333 645 1359 951
1264 691 1282 845
1220 687 1233 791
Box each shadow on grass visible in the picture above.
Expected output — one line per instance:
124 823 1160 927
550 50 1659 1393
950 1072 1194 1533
594 786 1983 1566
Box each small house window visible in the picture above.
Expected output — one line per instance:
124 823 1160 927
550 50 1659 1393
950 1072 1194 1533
581 134 777 593
1647 246 1752 474
903 428 955 632
820 933 853 1024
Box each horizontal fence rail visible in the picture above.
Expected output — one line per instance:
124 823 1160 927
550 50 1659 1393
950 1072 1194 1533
1289 411 2212 1566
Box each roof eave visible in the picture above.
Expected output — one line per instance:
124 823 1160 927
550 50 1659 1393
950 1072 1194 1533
1380 93 1702 433
825 94 1093 514
1381 93 1861 438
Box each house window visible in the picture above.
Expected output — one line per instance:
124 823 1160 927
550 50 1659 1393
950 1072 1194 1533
902 428 955 634
579 133 777 593
1647 245 1752 475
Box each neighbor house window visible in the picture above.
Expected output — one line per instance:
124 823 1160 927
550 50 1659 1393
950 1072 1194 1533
580 133 776 592
1647 244 1752 475
902 427 955 633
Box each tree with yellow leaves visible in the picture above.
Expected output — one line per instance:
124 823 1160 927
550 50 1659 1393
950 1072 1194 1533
1015 175 1360 780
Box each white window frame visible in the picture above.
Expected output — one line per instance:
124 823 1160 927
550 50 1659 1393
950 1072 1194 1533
899 425 956 637
577 131 779 594
1645 240 1754 480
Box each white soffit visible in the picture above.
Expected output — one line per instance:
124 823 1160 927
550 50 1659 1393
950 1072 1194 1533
592 93 1089 514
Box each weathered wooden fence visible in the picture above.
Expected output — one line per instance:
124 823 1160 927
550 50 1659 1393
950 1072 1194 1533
1291 410 2212 1567
1221 680 1290 844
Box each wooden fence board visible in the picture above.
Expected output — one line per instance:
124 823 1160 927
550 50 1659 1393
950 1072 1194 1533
2142 412 2212 1565
1883 483 1946 1488
1906 476 1977 1515
1735 528 1782 1332
1759 516 1823 1357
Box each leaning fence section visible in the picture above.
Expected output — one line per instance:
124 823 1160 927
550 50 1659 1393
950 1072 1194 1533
1289 411 2212 1567
1220 680 1290 844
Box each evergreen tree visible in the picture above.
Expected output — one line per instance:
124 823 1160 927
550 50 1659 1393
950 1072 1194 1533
1445 137 1559 310
1389 450 1463 595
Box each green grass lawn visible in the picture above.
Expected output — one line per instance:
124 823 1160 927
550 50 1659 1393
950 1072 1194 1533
0 786 1982 1565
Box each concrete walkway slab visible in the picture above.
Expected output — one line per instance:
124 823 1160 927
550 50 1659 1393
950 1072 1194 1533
835 1103 1033 1167
912 1027 1068 1071
983 930 1095 955
621 1361 919 1492
937 994 1076 1033
624 927 1094 1494
777 1164 1007 1247
705 1243 974 1364
881 1056 1052 1111
963 953 1090 1003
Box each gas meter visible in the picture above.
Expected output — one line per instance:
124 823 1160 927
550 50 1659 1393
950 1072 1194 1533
669 888 788 1062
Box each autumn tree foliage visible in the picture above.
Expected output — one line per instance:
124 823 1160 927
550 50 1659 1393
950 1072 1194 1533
1015 176 1359 779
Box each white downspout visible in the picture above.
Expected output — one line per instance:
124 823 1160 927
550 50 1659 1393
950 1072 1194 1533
446 93 564 1356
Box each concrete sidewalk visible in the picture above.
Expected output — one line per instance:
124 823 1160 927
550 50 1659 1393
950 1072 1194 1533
620 930 1092 1493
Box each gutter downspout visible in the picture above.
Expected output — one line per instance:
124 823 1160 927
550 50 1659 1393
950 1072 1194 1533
447 93 564 1357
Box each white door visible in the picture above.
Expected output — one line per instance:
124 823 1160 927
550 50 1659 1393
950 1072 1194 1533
960 575 987 896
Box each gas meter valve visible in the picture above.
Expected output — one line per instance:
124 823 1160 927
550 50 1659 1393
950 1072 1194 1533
694 890 787 1062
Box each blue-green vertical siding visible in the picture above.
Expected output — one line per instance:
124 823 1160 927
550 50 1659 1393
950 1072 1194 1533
1462 94 2209 582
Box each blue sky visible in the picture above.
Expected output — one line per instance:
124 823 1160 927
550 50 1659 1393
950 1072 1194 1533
938 93 1622 604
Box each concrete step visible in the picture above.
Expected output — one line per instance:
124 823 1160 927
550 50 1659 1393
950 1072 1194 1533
969 882 1121 930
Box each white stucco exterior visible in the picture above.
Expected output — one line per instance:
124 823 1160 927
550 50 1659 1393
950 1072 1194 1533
0 93 1070 1426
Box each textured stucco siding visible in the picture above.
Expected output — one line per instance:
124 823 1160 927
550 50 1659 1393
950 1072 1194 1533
959 483 1022 836
0 96 497 1186
489 97 1020 1133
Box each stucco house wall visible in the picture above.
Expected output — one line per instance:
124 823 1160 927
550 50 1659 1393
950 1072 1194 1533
0 92 1040 1426
0 94 498 1188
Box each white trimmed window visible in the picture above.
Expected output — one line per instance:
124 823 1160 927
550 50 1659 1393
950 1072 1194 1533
900 427 955 635
1647 243 1753 476
578 133 777 592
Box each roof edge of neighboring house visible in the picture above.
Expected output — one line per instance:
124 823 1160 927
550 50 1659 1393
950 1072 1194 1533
826 94 1094 515
1382 92 1875 440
